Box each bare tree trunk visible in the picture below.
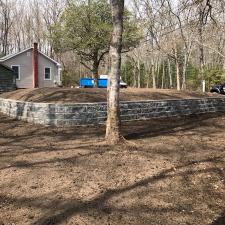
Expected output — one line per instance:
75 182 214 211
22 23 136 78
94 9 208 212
151 58 156 89
146 61 150 88
156 59 160 88
91 51 100 86
124 62 127 84
176 62 181 91
199 27 204 81
137 59 141 88
197 3 205 91
133 66 136 88
167 58 172 88
106 0 124 144
161 59 165 89
182 42 192 90
182 51 187 90
79 62 82 79
174 46 181 91
152 65 156 89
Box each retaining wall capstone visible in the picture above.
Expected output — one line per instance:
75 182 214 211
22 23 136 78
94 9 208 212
0 97 225 127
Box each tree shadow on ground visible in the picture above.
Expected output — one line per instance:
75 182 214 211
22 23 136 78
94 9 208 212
0 112 225 224
0 111 223 145
0 112 224 167
211 212 225 225
0 113 105 146
36 166 224 224
123 113 224 140
1 156 224 225
0 145 109 171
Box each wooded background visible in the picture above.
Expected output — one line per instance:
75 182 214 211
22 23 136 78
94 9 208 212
1 0 225 91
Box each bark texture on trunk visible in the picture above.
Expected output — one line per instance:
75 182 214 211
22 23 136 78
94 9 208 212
161 59 165 89
182 52 187 90
174 46 181 91
137 59 141 88
198 4 205 91
152 60 156 89
133 66 136 88
105 0 124 144
167 58 173 89
92 56 99 87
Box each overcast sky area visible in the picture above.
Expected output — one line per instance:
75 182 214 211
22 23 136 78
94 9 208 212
125 0 133 8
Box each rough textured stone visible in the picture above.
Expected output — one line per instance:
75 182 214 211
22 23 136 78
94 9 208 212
0 97 225 127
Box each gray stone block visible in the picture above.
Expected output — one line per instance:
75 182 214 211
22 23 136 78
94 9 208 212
0 97 225 127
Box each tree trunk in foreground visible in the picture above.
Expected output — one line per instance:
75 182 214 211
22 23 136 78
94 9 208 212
105 0 124 144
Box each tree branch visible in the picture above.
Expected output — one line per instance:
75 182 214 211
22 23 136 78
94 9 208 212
80 60 92 71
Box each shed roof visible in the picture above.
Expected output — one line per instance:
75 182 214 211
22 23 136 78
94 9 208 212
0 47 61 67
0 63 15 72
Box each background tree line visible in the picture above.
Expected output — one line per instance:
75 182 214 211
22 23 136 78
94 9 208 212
0 0 225 91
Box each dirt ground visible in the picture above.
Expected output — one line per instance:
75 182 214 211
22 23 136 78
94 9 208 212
0 88 223 103
0 113 225 225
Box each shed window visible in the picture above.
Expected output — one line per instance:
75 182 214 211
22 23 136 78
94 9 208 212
11 66 20 80
44 67 51 80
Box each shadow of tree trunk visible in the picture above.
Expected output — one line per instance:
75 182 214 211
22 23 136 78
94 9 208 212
211 211 225 225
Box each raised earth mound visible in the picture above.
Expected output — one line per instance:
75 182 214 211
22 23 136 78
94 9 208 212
0 87 223 103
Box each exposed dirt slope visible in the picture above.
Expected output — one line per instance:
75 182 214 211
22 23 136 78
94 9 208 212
0 87 222 103
0 113 225 225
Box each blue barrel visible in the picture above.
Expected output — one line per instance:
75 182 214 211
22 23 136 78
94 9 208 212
80 78 94 88
98 79 108 88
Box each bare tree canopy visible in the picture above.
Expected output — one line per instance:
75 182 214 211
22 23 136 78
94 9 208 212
1 0 225 89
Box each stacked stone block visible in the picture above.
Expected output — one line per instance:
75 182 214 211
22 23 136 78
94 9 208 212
0 97 224 127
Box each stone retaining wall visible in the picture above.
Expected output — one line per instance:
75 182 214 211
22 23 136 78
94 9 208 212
0 97 225 127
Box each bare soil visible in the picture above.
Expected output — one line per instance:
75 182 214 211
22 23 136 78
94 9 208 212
0 113 225 225
0 88 222 103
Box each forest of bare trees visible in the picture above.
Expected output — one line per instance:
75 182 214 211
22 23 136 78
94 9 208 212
1 0 225 91
126 0 225 91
